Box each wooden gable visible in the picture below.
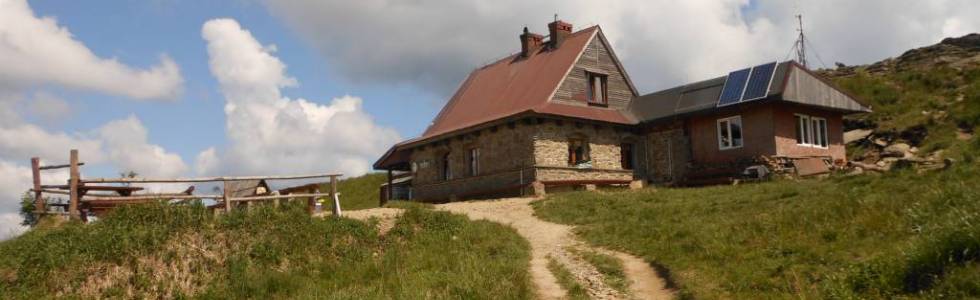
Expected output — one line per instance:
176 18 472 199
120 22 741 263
551 29 638 110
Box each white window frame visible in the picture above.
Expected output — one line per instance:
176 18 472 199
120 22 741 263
468 148 480 176
795 114 829 148
717 115 743 150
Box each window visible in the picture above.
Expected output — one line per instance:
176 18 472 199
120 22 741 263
586 72 607 105
440 152 451 181
795 114 828 148
620 143 634 170
717 116 743 150
568 138 591 166
467 148 480 176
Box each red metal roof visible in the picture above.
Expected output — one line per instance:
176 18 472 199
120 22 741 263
421 26 632 138
375 25 636 170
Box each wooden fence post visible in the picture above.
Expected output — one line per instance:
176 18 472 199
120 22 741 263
68 149 80 220
330 175 341 217
31 157 44 215
223 181 231 213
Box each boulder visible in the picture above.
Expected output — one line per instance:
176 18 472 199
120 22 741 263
874 138 889 147
882 143 912 157
844 129 874 144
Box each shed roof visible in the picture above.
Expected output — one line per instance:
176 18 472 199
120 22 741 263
629 61 869 123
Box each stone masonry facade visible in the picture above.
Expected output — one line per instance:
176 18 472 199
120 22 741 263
409 118 638 201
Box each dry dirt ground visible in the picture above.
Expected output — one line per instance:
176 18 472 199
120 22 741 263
344 198 674 300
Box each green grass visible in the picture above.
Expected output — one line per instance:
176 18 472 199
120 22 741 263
573 249 630 295
547 257 589 300
327 172 388 211
0 203 532 299
532 165 980 299
833 66 980 160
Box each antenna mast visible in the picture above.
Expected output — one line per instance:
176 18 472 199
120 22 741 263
795 14 808 68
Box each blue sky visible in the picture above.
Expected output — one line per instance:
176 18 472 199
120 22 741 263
2 0 977 238
27 1 437 162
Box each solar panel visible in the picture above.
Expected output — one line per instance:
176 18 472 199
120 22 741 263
717 68 750 106
741 62 777 101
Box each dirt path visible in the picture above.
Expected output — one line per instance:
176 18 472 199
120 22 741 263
436 198 674 300
339 208 403 235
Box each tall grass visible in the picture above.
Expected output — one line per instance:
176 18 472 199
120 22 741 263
326 172 388 211
533 165 980 299
0 202 532 299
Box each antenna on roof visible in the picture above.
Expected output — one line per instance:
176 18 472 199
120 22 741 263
554 13 558 22
794 14 808 68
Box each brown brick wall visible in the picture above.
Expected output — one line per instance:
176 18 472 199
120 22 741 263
687 103 778 164
772 103 847 161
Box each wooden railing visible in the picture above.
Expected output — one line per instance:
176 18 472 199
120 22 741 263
29 149 344 221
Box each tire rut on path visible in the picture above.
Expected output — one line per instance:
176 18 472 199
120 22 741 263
436 197 674 300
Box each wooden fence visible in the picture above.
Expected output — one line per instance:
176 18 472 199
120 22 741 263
29 149 343 221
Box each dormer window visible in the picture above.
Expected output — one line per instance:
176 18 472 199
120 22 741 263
587 72 607 105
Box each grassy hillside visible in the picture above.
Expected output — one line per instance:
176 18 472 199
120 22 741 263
533 34 980 299
533 163 980 299
328 172 388 211
825 33 980 161
0 203 531 299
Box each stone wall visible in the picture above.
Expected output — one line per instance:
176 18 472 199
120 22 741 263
531 120 637 170
643 121 690 183
407 117 643 201
410 122 535 186
534 166 633 182
413 167 534 201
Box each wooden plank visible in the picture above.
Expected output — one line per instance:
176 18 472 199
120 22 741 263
36 189 69 195
40 184 69 189
228 193 334 202
31 157 43 214
79 185 144 191
81 173 343 184
82 194 222 201
38 162 85 170
68 149 80 220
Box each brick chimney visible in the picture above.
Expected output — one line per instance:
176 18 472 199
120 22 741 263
548 20 573 49
520 27 544 58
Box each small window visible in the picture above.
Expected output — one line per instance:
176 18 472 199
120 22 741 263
568 138 591 166
717 116 743 150
586 72 607 105
467 148 480 176
440 152 451 181
795 114 828 148
812 117 828 148
620 143 634 170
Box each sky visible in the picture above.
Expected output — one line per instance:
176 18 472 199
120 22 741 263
1 0 978 239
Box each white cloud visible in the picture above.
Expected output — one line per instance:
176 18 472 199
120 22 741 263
0 0 184 100
28 91 72 123
266 0 980 94
198 18 400 178
96 116 188 178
